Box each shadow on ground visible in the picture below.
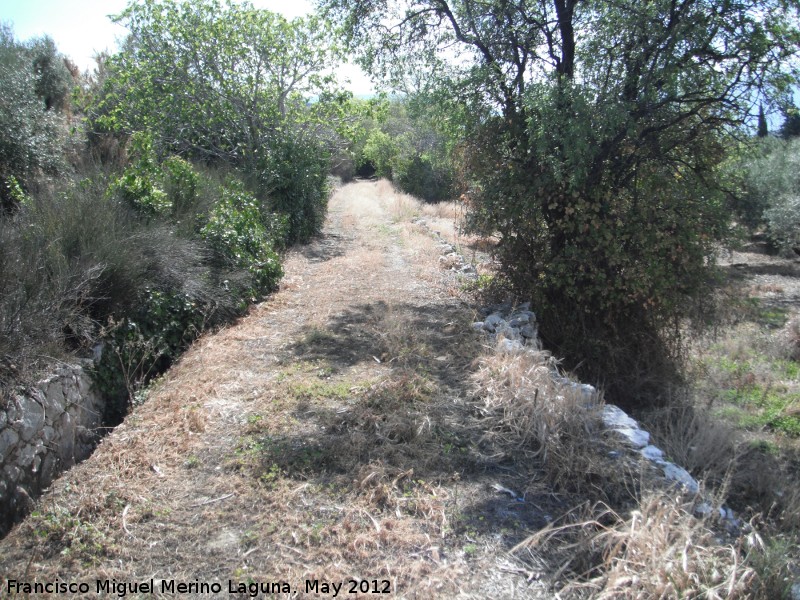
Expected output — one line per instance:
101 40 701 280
297 232 350 263
245 300 570 549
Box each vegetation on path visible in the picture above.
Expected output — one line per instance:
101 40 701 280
0 181 792 598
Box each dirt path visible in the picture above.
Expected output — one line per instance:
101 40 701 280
0 182 551 598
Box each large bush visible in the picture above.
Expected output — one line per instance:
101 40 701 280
200 180 284 297
91 0 342 244
0 176 205 381
462 84 727 403
257 132 330 245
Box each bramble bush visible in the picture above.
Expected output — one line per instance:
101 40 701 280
200 181 285 299
258 132 330 245
95 288 206 423
108 133 171 216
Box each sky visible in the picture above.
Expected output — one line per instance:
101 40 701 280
0 0 374 95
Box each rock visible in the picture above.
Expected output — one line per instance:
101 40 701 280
602 405 640 430
483 314 505 332
14 485 34 513
496 325 521 341
602 406 651 448
662 462 699 495
472 322 485 331
42 379 64 404
40 452 60 485
16 397 45 442
790 581 800 600
520 324 538 339
694 501 715 517
17 443 41 468
5 400 17 422
640 445 665 463
508 314 530 327
614 427 650 449
1 363 105 533
498 338 523 353
42 395 65 425
0 428 19 460
4 464 20 483
92 343 105 363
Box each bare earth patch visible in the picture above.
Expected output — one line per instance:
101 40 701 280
0 182 556 598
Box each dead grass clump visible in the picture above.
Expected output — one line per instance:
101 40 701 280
778 316 800 361
386 191 422 223
640 404 738 486
472 344 616 497
420 200 460 220
513 494 760 599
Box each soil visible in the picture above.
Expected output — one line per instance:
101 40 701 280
718 244 800 311
0 181 553 598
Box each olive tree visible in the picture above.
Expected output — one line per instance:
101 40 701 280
321 0 800 403
0 25 69 211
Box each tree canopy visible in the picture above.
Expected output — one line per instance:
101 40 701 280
95 0 348 243
101 0 344 167
321 0 800 403
0 25 72 210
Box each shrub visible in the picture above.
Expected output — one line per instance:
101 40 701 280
30 36 73 112
107 132 171 216
362 130 396 179
463 84 727 406
0 165 283 414
94 288 206 423
356 98 456 202
0 25 66 211
764 194 800 254
200 181 284 298
259 132 330 245
392 152 453 202
162 156 199 217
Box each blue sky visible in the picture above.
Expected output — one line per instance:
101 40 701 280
1 0 373 94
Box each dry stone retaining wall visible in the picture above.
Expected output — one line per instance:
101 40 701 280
0 363 103 535
473 302 742 532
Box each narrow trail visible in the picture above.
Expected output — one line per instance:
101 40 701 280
0 181 551 599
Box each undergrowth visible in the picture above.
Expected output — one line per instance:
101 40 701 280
0 155 290 416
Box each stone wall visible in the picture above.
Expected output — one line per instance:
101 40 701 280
0 363 103 536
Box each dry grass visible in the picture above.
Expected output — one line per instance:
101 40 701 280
468 340 788 599
513 494 764 599
420 200 460 221
5 182 796 599
0 182 543 598
471 342 614 494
